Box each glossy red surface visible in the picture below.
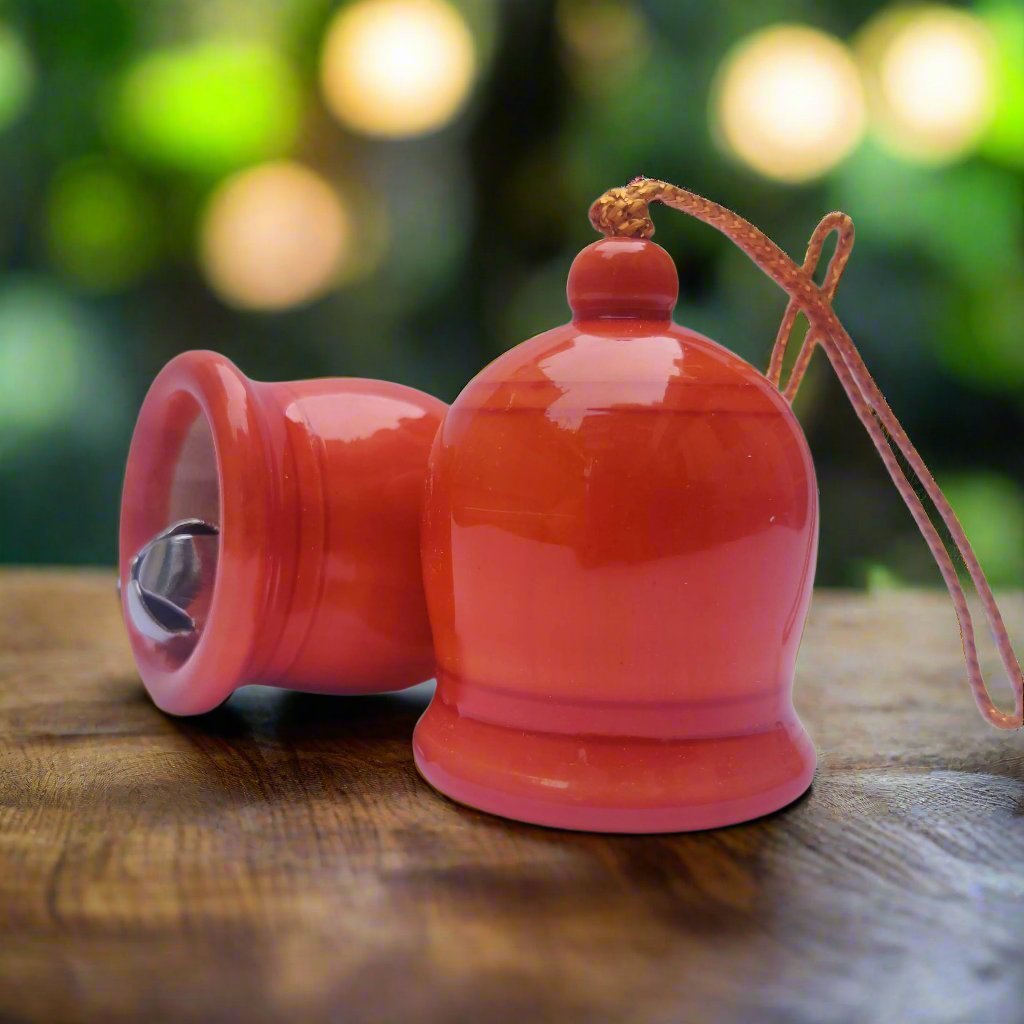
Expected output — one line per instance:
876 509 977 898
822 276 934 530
120 351 446 715
415 238 819 832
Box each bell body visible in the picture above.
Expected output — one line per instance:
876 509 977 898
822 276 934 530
415 238 818 832
120 350 446 715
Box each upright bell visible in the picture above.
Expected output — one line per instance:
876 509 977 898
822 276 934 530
414 237 817 832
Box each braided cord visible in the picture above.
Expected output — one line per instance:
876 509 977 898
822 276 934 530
589 178 1023 730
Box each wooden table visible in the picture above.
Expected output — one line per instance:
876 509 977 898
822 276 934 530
1 570 1022 1024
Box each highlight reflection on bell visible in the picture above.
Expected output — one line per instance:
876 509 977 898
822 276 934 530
415 237 818 832
120 350 446 715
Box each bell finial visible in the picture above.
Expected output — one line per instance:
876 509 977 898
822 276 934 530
566 236 678 321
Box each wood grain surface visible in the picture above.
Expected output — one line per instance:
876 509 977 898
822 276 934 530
1 569 1022 1024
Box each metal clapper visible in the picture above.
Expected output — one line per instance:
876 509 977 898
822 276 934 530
125 519 219 643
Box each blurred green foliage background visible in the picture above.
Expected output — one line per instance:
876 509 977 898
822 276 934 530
0 0 1022 589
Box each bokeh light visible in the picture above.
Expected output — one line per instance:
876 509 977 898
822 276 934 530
114 42 301 174
320 0 476 138
979 0 1024 167
857 6 996 164
557 0 650 94
0 23 32 132
713 25 866 183
943 473 1024 587
863 561 905 593
941 276 1024 391
833 145 1022 288
46 157 159 290
200 161 353 311
0 279 90 448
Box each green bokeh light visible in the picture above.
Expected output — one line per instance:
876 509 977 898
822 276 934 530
831 143 1024 288
836 144 1024 393
0 279 87 444
0 277 128 467
943 473 1024 587
862 561 905 593
941 275 1024 391
980 0 1024 167
112 41 301 173
46 157 160 290
0 23 32 132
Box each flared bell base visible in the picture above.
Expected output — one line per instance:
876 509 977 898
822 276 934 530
413 683 816 833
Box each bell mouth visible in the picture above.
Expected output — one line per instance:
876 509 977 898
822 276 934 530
414 687 816 833
125 398 219 654
120 351 271 715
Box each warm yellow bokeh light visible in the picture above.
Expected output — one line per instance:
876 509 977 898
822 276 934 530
858 6 996 163
200 162 352 311
320 0 476 139
713 25 866 183
557 0 650 93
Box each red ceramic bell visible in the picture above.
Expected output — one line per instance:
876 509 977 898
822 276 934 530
120 350 446 715
415 237 818 832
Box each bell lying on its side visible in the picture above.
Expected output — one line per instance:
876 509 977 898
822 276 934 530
120 349 446 715
414 237 818 832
